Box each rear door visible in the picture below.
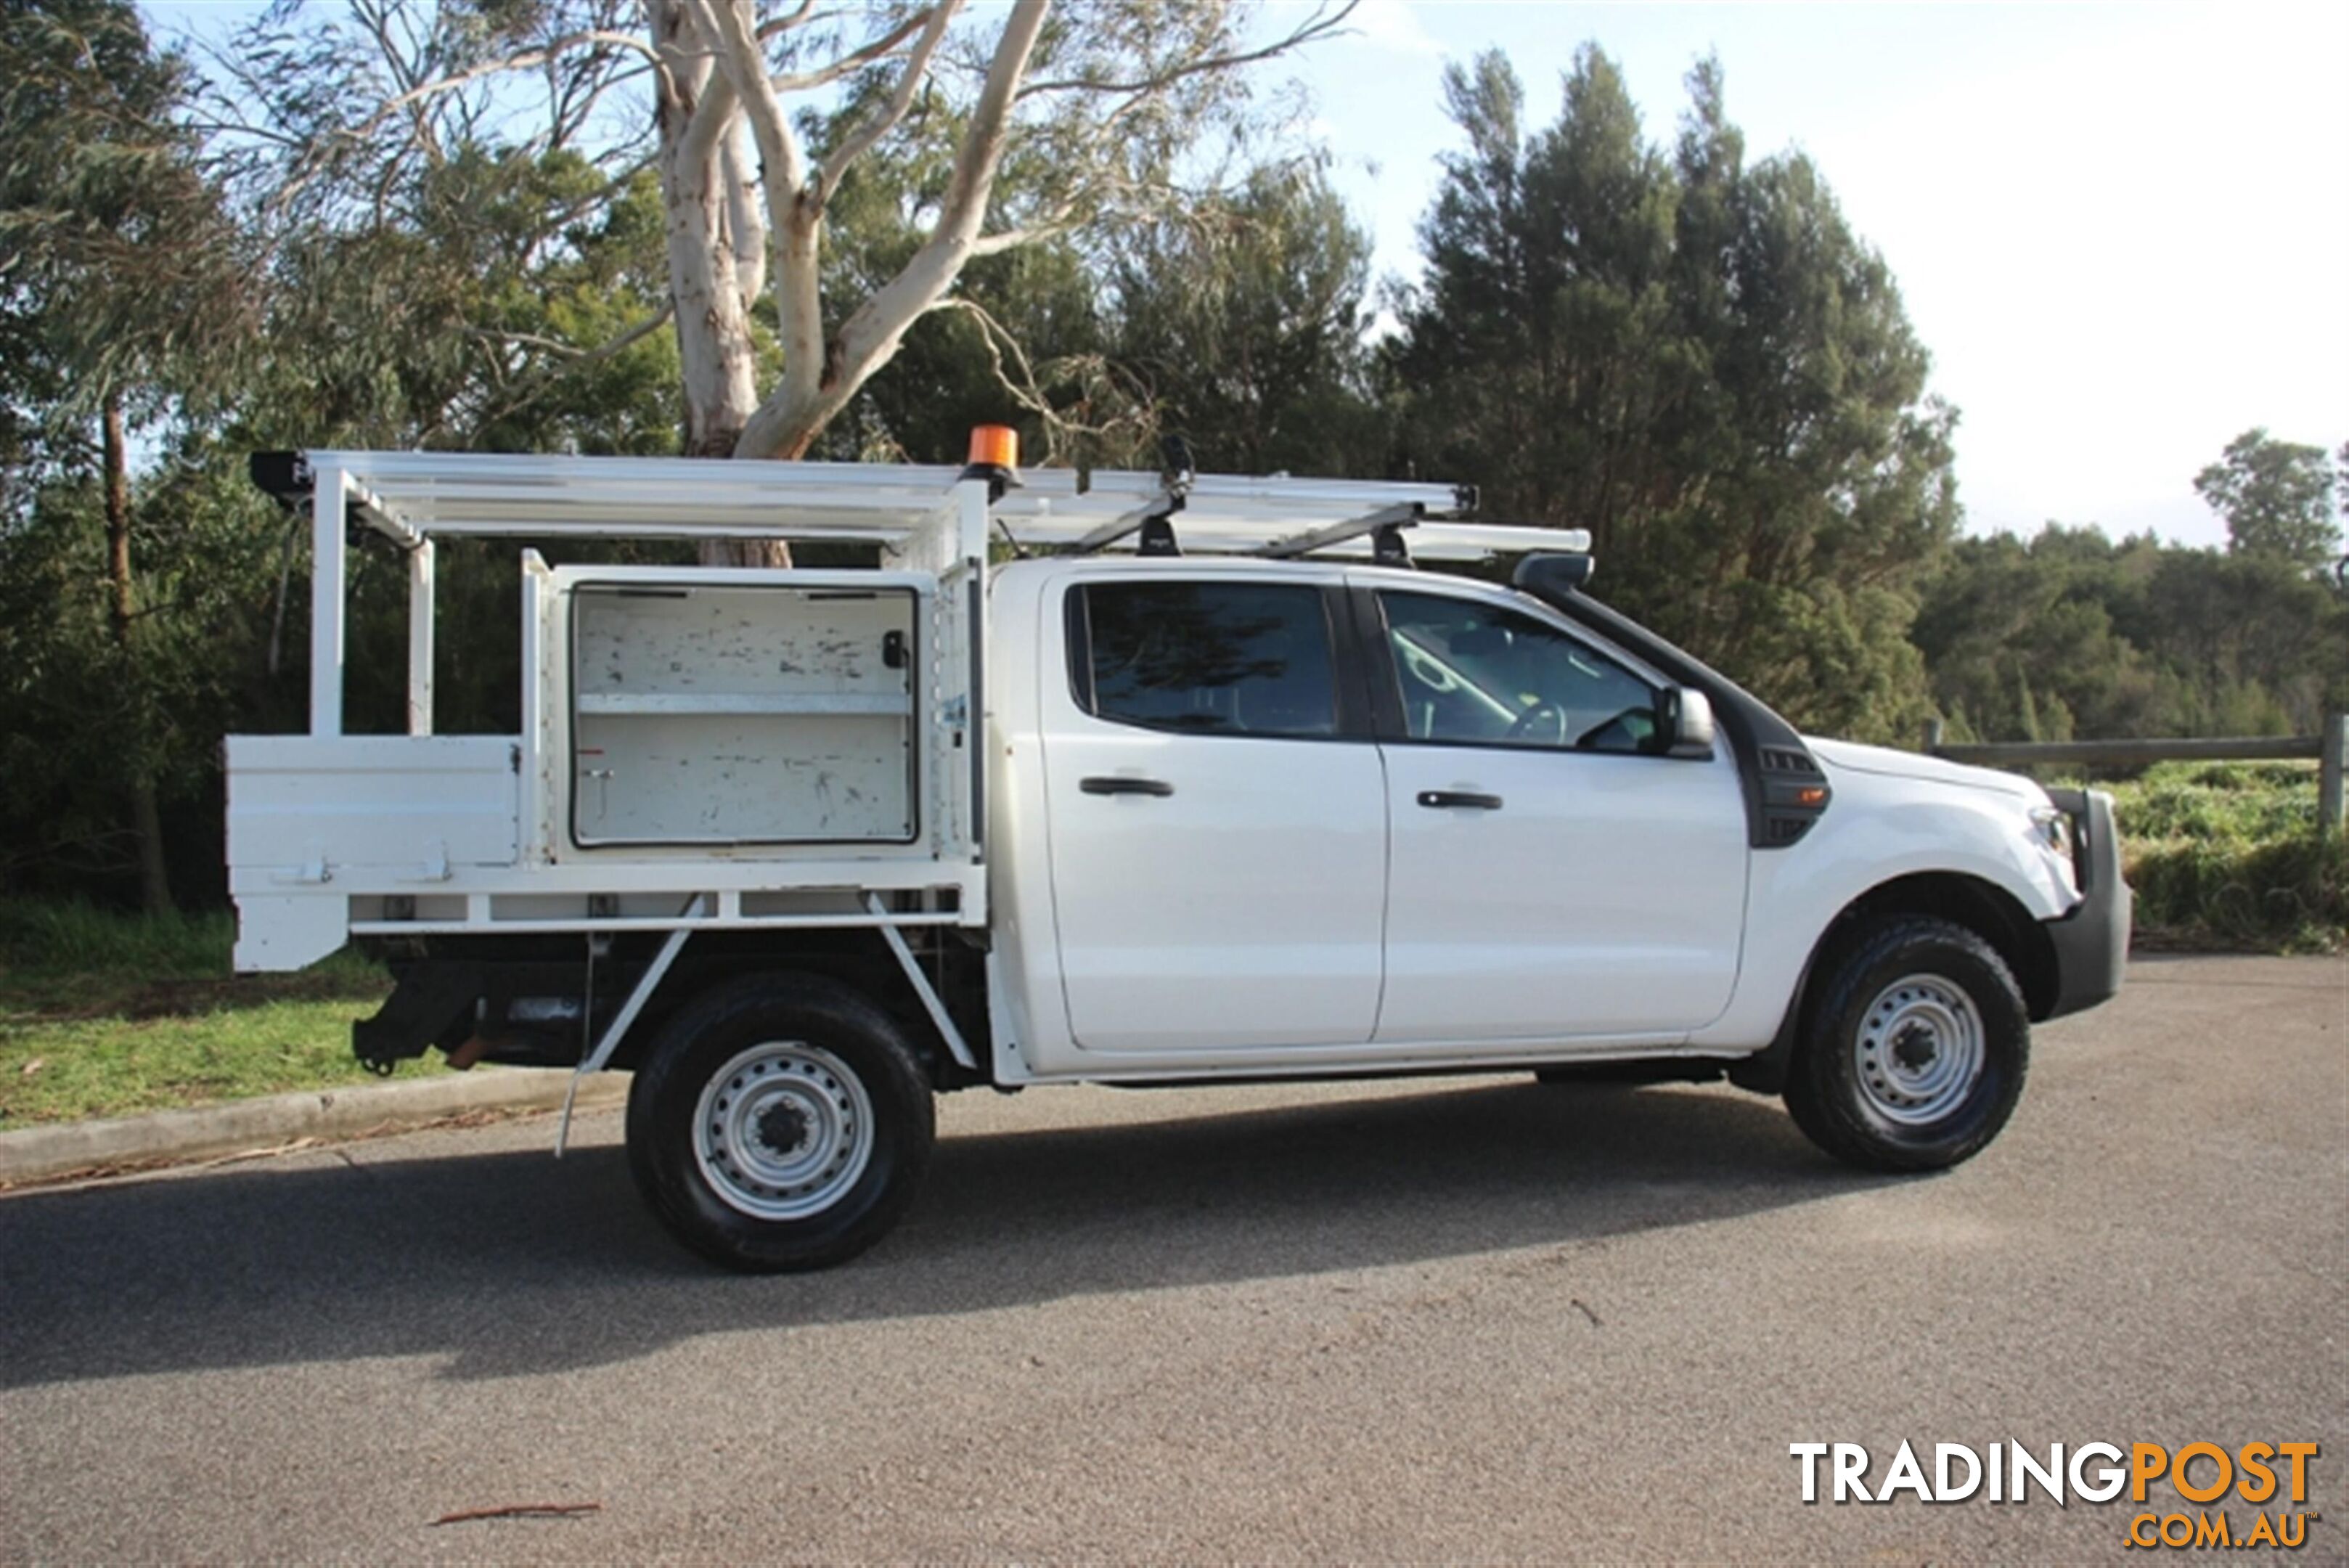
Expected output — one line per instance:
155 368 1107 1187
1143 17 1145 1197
1039 570 1389 1053
1365 581 1749 1044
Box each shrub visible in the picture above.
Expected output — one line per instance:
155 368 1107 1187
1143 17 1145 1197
2090 764 2345 952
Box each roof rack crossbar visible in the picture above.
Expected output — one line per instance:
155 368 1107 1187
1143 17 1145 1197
1251 502 1423 560
1069 488 1185 555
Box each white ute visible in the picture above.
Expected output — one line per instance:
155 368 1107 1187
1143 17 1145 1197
226 435 2131 1270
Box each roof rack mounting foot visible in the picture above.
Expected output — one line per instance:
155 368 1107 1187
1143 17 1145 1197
1071 488 1186 555
1137 513 1182 557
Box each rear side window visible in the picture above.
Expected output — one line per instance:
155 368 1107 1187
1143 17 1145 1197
1075 581 1338 740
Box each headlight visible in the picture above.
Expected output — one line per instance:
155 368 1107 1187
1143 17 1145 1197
2029 805 2075 862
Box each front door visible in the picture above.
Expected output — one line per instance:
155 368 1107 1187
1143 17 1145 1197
1368 584 1749 1044
1040 573 1388 1053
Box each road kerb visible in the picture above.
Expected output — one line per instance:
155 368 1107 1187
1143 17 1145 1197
0 1069 632 1190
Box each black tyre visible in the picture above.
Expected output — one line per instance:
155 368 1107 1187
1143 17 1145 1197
626 973 934 1272
1782 917 2029 1172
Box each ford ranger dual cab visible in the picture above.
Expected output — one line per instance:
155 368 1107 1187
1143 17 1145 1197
225 442 2131 1270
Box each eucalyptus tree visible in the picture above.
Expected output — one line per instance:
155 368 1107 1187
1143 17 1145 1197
1 0 252 909
210 0 1352 563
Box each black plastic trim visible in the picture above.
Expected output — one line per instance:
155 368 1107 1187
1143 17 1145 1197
1347 585 1409 738
2041 787 2132 1019
1082 775 1174 797
1726 941 1826 1094
249 449 311 508
1323 582 1377 741
1064 579 1095 714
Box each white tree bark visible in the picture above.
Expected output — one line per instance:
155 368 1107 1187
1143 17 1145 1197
669 0 1050 463
237 0 1350 508
721 132 767 311
736 0 1047 461
650 0 787 563
637 0 1342 494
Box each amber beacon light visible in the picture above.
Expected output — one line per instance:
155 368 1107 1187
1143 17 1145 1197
968 425 1019 471
960 424 1020 499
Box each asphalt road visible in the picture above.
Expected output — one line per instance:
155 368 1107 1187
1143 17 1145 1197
4 954 2343 1563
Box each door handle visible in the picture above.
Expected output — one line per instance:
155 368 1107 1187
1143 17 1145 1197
1082 775 1175 797
1417 789 1502 810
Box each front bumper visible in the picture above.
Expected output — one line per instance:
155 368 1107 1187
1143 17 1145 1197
2041 787 2132 1020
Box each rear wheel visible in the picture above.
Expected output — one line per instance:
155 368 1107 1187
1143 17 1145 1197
627 973 934 1271
1783 917 2028 1172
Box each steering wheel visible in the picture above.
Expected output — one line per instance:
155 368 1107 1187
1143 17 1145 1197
1504 698 1569 744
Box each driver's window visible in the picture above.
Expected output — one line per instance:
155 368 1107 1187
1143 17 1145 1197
1378 591 1659 753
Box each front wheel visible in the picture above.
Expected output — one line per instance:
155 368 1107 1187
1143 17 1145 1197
627 973 934 1271
1783 917 2029 1172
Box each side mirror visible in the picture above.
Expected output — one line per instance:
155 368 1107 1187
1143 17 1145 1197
1659 686 1716 759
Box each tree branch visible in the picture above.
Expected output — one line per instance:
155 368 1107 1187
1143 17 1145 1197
465 302 673 363
965 218 1071 257
754 0 825 39
681 59 740 169
183 117 303 150
549 11 662 147
685 0 806 197
342 28 669 147
929 295 1156 466
1016 2 1355 99
916 0 1046 250
722 131 767 306
928 296 1053 420
769 9 931 94
816 2 957 208
735 0 1048 460
683 0 820 418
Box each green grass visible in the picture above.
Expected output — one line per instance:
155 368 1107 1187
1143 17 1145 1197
2083 763 2346 954
0 897 422 1131
0 898 237 975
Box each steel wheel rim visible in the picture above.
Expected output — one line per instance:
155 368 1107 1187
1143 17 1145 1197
1852 973 1985 1127
693 1041 874 1221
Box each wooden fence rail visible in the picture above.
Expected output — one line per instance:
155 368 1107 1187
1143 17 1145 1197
1921 713 2348 835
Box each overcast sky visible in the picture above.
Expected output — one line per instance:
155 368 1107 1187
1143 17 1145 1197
1292 1 2349 547
145 1 2348 548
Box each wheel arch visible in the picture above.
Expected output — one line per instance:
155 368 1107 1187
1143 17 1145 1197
1730 870 2057 1094
616 931 985 1089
